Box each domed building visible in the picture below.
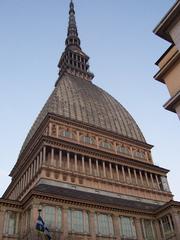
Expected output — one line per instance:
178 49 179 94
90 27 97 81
0 1 180 240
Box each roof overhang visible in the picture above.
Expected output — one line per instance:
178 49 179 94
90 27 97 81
153 1 180 42
163 90 180 113
154 48 180 83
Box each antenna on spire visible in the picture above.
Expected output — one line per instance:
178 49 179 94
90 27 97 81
66 0 80 48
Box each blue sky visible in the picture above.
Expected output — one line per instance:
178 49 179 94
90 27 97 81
0 0 179 200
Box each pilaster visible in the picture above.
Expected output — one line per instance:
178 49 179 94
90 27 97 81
134 217 143 240
0 208 5 238
112 215 121 240
62 207 68 240
171 209 180 238
89 210 96 240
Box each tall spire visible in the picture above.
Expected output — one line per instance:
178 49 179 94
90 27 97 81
65 0 81 49
57 0 94 84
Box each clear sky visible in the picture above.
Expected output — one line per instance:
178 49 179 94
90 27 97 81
0 0 179 200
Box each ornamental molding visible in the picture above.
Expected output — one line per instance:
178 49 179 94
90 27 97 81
43 136 169 175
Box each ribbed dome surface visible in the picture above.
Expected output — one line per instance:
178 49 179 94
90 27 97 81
21 75 145 154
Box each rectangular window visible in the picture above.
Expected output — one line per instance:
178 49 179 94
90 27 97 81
142 219 155 240
160 215 174 238
95 213 114 236
4 211 17 235
68 209 89 234
43 206 62 229
120 216 136 239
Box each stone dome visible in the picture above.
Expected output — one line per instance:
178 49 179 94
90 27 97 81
20 74 146 154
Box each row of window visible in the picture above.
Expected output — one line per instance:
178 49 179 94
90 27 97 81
59 129 148 160
4 207 176 239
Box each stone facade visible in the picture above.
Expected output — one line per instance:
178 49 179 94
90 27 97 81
154 1 180 119
1 1 180 240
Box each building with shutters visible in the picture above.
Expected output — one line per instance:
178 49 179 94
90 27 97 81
0 1 180 240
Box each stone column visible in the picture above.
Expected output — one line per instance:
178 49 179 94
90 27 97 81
145 172 149 187
82 210 90 235
168 214 174 233
31 163 33 180
96 159 99 176
122 166 126 182
74 154 78 172
134 217 143 240
28 168 30 185
154 220 163 240
39 150 43 167
36 155 40 172
109 163 113 179
43 146 46 163
103 161 106 178
128 167 132 183
67 152 70 170
150 173 155 188
82 156 85 173
113 215 121 240
89 158 92 175
116 164 120 181
59 150 62 168
134 169 138 185
32 160 35 178
155 175 160 190
62 207 68 240
141 219 145 238
89 210 96 240
139 170 144 185
51 148 54 166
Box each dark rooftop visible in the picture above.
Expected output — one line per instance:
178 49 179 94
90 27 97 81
34 184 161 213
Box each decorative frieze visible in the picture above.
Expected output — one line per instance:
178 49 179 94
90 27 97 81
46 121 152 164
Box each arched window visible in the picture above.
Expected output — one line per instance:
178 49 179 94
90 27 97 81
59 129 76 140
134 150 145 159
117 145 131 155
99 141 113 150
80 135 95 145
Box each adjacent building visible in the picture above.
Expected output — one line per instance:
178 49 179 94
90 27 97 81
154 0 180 119
0 1 180 240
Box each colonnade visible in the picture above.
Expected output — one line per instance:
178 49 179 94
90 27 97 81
10 145 168 201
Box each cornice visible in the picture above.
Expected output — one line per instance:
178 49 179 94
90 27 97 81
10 114 50 177
27 189 156 216
10 113 153 179
2 185 177 217
41 166 172 199
153 0 180 42
155 200 180 216
48 113 153 149
154 48 180 83
43 135 169 174
163 90 180 113
0 198 21 209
